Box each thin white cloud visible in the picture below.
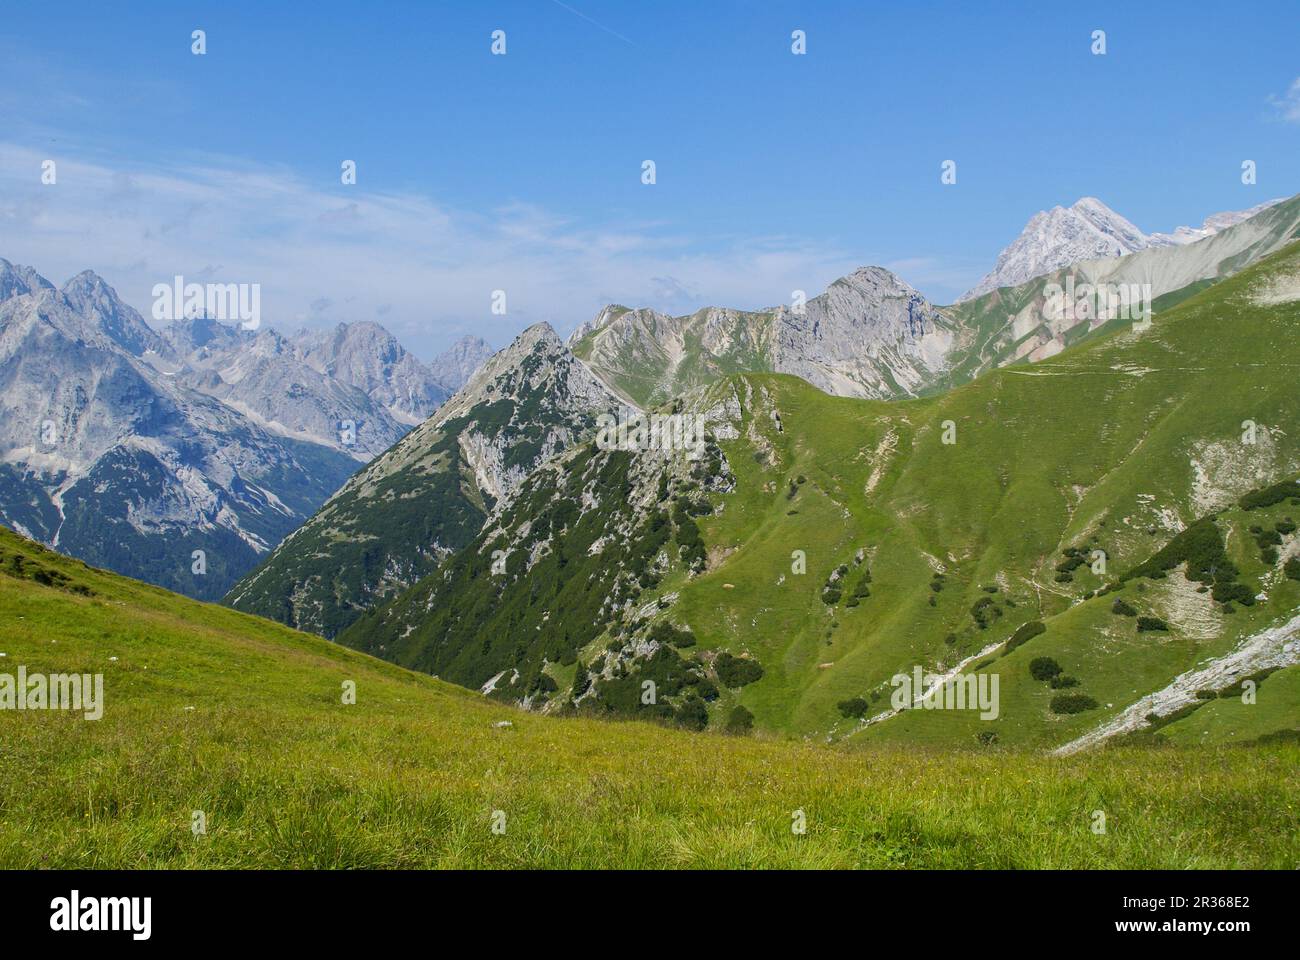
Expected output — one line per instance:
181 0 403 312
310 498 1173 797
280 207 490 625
1268 77 1300 123
0 142 905 356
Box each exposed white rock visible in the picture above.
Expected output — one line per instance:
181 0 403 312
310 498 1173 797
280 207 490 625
1055 611 1300 754
574 265 956 403
960 197 1287 302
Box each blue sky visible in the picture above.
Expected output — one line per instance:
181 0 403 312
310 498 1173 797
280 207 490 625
2 0 1297 358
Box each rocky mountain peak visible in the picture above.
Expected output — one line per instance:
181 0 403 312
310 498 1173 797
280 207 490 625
59 269 164 358
163 314 246 353
452 321 609 414
0 259 55 301
1147 198 1287 246
294 319 450 425
568 304 632 345
830 264 927 300
427 334 494 392
960 196 1289 302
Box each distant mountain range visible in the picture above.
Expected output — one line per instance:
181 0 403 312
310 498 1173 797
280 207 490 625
0 259 490 599
958 196 1287 302
8 192 1300 620
568 195 1300 406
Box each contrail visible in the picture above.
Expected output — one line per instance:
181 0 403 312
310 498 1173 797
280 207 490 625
550 0 636 46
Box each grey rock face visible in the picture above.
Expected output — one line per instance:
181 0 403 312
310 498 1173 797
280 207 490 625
1146 199 1287 246
959 197 1288 302
959 198 1151 303
427 334 494 393
60 270 166 358
0 268 358 601
293 321 451 426
769 266 956 398
440 323 620 501
161 319 409 459
949 193 1300 370
572 265 955 404
0 258 55 301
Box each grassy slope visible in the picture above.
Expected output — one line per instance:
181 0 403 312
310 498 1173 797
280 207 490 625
1154 663 1300 746
331 243 1300 750
0 528 1297 869
656 243 1300 744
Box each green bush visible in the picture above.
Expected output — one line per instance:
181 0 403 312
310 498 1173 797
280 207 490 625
571 660 590 698
1004 620 1045 652
1111 597 1137 616
1056 555 1086 574
1239 480 1300 511
1137 616 1169 632
1285 557 1300 581
724 705 754 734
714 652 764 688
1050 693 1099 715
837 696 870 718
1029 657 1062 681
1049 674 1079 689
971 596 1003 630
674 697 709 732
1122 518 1227 585
649 620 697 648
1212 581 1256 606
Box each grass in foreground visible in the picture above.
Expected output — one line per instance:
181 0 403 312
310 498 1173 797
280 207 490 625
0 528 1297 869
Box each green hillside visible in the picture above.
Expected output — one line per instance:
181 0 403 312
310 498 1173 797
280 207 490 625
341 241 1300 749
1 526 1297 868
935 192 1300 392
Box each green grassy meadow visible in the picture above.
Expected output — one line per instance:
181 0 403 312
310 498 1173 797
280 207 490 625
1 529 1298 869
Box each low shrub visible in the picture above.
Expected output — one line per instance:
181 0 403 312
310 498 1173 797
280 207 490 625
714 652 764 688
1029 656 1062 681
724 705 754 734
1004 620 1045 652
837 696 870 719
1050 693 1099 714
